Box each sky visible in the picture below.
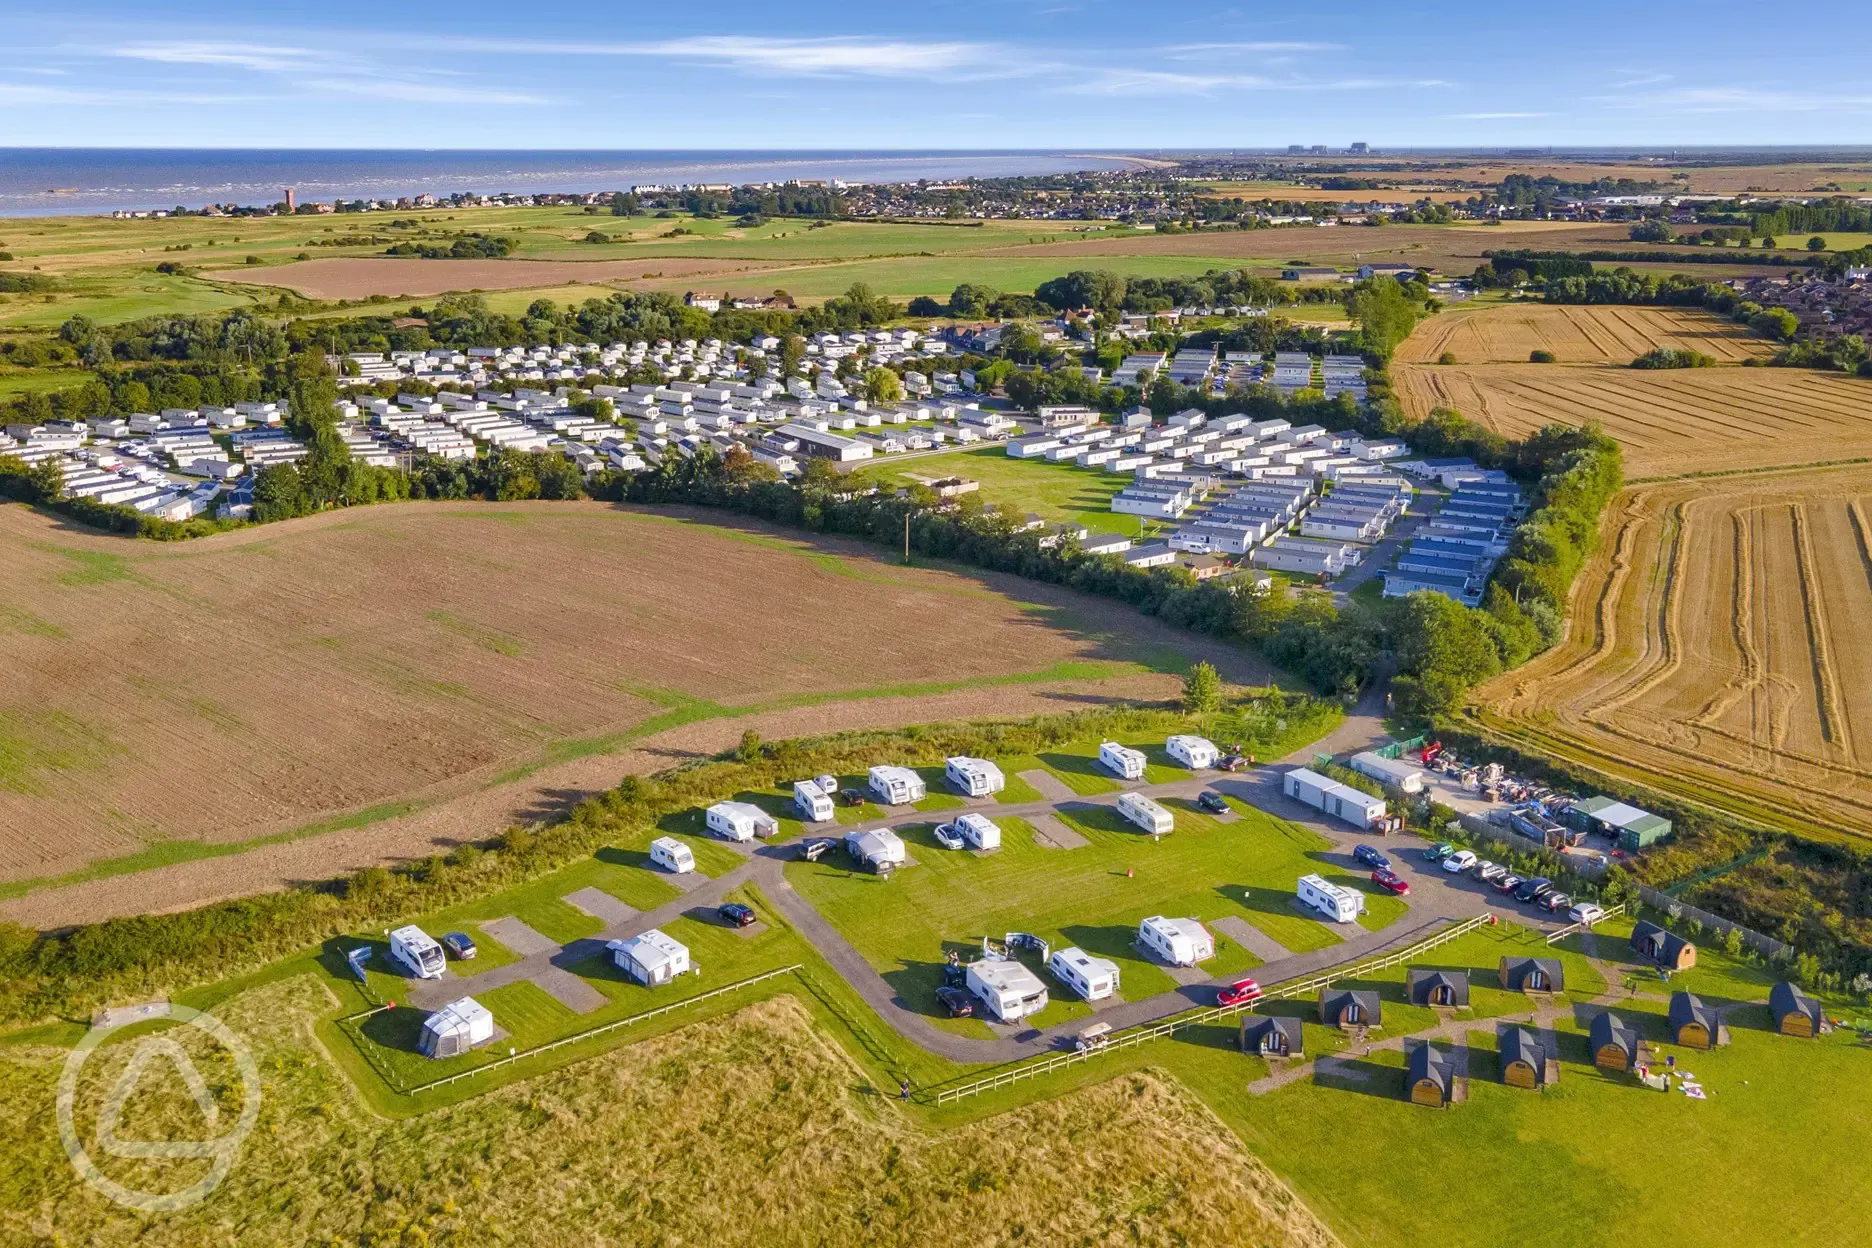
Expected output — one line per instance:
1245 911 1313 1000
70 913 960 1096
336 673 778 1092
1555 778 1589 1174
6 1 1872 149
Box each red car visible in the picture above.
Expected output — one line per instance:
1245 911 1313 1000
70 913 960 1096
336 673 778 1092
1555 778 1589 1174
1217 976 1263 1007
1371 868 1411 896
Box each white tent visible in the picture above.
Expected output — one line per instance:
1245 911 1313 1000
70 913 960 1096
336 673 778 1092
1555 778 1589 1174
608 929 692 986
419 996 494 1058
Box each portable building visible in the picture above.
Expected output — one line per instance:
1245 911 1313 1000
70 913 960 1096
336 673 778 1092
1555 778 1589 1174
1669 991 1728 1049
1138 916 1214 966
1630 921 1697 970
418 997 495 1059
1570 796 1672 849
1498 955 1565 994
1296 873 1366 923
1407 1042 1454 1107
954 813 1001 850
966 959 1049 1022
1165 734 1219 770
1282 767 1387 829
1348 751 1425 795
649 836 695 874
1500 1026 1554 1089
1407 968 1471 1007
1240 1014 1304 1059
705 801 779 842
1048 947 1121 1001
845 826 906 872
1320 988 1382 1029
944 755 1005 798
1770 981 1828 1037
1117 791 1175 837
608 928 692 986
1590 1011 1642 1071
388 925 447 980
793 779 835 823
868 764 927 806
1098 741 1147 780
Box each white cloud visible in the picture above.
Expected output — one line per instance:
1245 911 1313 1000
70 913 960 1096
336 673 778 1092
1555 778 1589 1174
1449 111 1550 120
443 35 1006 79
1158 41 1345 57
0 82 251 106
1597 85 1872 114
108 41 310 72
306 78 546 105
1065 68 1446 96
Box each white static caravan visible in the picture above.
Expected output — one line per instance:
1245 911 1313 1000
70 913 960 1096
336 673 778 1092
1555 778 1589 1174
1282 767 1388 830
868 764 927 806
1117 791 1175 838
388 925 446 980
1348 751 1426 795
607 928 692 986
966 959 1050 1022
1098 740 1147 781
1165 734 1219 770
648 836 696 874
793 779 835 823
944 755 1006 798
705 800 779 842
955 813 1002 850
1138 916 1215 967
1048 947 1121 1002
419 997 495 1058
845 827 907 872
1297 873 1367 923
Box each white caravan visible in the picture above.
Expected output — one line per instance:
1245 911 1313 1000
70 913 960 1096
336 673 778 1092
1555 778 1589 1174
1048 947 1121 1001
944 755 1006 798
1297 872 1367 923
1098 741 1147 780
1138 915 1215 967
1117 791 1175 837
793 779 835 823
1165 734 1220 770
649 836 695 874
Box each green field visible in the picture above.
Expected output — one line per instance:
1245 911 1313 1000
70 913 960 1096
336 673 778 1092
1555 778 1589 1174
855 444 1145 537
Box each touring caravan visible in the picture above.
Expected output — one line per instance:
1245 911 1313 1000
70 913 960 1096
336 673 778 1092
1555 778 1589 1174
1138 915 1215 966
1098 740 1147 780
1048 947 1121 1001
388 925 446 980
1117 791 1175 837
608 928 692 986
1297 872 1367 923
705 800 779 842
845 826 906 872
1283 767 1387 829
868 764 927 806
649 836 696 874
945 755 1006 798
793 779 835 823
1165 734 1220 770
419 997 494 1058
954 813 1002 850
966 959 1049 1022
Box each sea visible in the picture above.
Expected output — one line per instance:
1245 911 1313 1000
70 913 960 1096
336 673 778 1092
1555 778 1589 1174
0 149 1144 217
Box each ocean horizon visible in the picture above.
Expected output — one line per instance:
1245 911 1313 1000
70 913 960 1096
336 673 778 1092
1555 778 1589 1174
0 148 1149 217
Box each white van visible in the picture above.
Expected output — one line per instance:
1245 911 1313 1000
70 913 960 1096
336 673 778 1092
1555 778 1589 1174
1296 872 1366 923
793 779 835 823
388 925 446 980
1098 741 1147 780
649 836 696 874
1165 734 1219 770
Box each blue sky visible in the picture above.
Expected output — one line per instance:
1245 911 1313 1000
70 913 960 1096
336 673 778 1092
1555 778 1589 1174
6 1 1872 148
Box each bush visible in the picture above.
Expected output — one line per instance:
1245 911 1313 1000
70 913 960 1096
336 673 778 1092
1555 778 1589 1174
1631 347 1715 369
1528 349 1556 363
1437 351 1457 365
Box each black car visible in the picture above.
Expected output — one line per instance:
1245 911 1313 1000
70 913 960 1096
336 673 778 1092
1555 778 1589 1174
1198 791 1230 815
1353 844 1391 870
935 985 975 1018
1538 891 1573 914
1513 876 1555 904
719 902 758 928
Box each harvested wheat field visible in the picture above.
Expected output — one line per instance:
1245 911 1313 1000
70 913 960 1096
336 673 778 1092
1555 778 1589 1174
0 501 1255 886
0 985 1340 1248
1394 361 1872 477
1471 464 1872 842
211 255 787 299
1394 304 1774 366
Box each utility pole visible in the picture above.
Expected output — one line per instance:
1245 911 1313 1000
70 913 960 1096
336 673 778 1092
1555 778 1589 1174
903 511 911 563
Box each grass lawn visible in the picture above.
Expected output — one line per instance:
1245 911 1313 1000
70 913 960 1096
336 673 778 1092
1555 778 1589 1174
854 445 1142 538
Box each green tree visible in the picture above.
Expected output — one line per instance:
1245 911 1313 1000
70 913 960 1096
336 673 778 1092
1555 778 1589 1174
284 349 339 435
1182 661 1223 715
1345 277 1421 363
736 729 763 763
863 367 904 404
251 463 305 522
948 282 1002 318
1807 236 1827 251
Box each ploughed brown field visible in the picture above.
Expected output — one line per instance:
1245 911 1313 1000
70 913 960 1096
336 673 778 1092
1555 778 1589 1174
211 255 787 299
1470 465 1872 843
0 502 1252 886
1394 303 1774 366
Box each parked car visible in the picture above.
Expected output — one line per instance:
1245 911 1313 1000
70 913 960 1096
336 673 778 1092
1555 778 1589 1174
932 823 965 850
718 902 758 928
1442 849 1478 873
1198 791 1230 815
934 986 975 1018
800 837 837 862
1475 860 1507 882
1425 842 1455 862
1494 873 1525 895
441 932 477 960
1568 902 1607 925
1371 868 1411 896
1513 876 1555 904
1218 754 1246 772
839 787 867 807
1354 844 1391 870
1538 891 1573 914
1217 976 1263 1007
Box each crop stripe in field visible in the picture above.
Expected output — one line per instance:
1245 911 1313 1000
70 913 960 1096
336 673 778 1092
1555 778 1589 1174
1847 501 1872 597
1585 498 1687 723
1789 503 1853 754
1693 508 1766 750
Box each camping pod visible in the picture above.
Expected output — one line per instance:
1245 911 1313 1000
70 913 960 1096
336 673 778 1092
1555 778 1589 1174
1631 921 1697 971
1406 1042 1453 1108
1406 968 1471 1008
1668 991 1728 1050
1590 1011 1642 1071
1319 988 1382 1030
1498 955 1565 995
1240 1015 1304 1059
1769 981 1828 1037
1499 1026 1553 1090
